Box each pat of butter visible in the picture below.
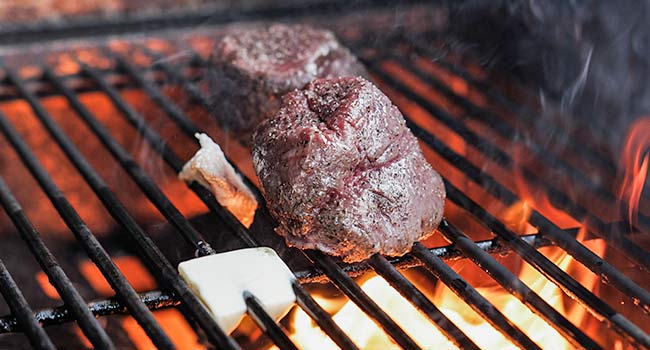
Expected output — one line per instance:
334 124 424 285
178 247 296 333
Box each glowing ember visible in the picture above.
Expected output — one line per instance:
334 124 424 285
286 277 452 350
617 116 650 228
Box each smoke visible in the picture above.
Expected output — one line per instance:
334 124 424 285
445 0 650 159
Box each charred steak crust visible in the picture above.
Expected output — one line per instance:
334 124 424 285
253 77 445 262
207 23 367 139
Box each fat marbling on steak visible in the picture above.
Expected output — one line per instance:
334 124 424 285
252 77 445 262
208 23 367 141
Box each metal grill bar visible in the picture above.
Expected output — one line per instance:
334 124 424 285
112 53 264 206
0 115 116 350
290 283 361 350
0 0 427 46
380 52 650 269
388 51 615 200
527 169 650 267
0 290 177 333
78 61 222 256
243 291 299 350
410 243 542 350
112 55 204 152
295 230 551 282
305 250 423 350
89 63 220 255
116 50 264 248
39 68 243 349
5 67 177 350
0 258 55 350
367 63 650 315
404 36 618 176
367 255 482 350
392 38 617 177
438 220 601 349
0 174 119 346
142 49 212 112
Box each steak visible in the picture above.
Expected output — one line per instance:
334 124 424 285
252 77 445 262
207 23 367 142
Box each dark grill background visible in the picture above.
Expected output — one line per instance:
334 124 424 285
0 2 648 349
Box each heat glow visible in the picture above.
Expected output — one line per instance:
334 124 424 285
272 195 606 350
275 235 606 350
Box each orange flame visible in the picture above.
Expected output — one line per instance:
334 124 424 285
500 200 534 234
563 224 606 326
511 144 580 229
273 239 610 350
272 203 609 350
618 116 650 228
278 270 567 349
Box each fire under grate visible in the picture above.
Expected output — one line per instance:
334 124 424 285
0 8 648 350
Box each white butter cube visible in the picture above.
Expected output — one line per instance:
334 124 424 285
178 247 296 333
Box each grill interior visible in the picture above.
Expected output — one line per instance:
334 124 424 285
0 3 648 350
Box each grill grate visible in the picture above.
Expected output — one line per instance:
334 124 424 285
0 255 54 349
0 15 647 350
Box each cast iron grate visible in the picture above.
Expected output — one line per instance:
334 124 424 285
0 20 647 350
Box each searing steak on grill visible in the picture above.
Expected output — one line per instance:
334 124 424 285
208 23 367 142
252 77 445 262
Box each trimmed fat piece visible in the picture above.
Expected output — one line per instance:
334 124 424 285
179 133 258 227
207 23 367 141
252 77 445 262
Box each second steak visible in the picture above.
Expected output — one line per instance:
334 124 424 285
253 77 445 262
207 23 367 142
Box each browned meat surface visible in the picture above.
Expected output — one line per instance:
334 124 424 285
207 23 367 141
252 77 445 262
